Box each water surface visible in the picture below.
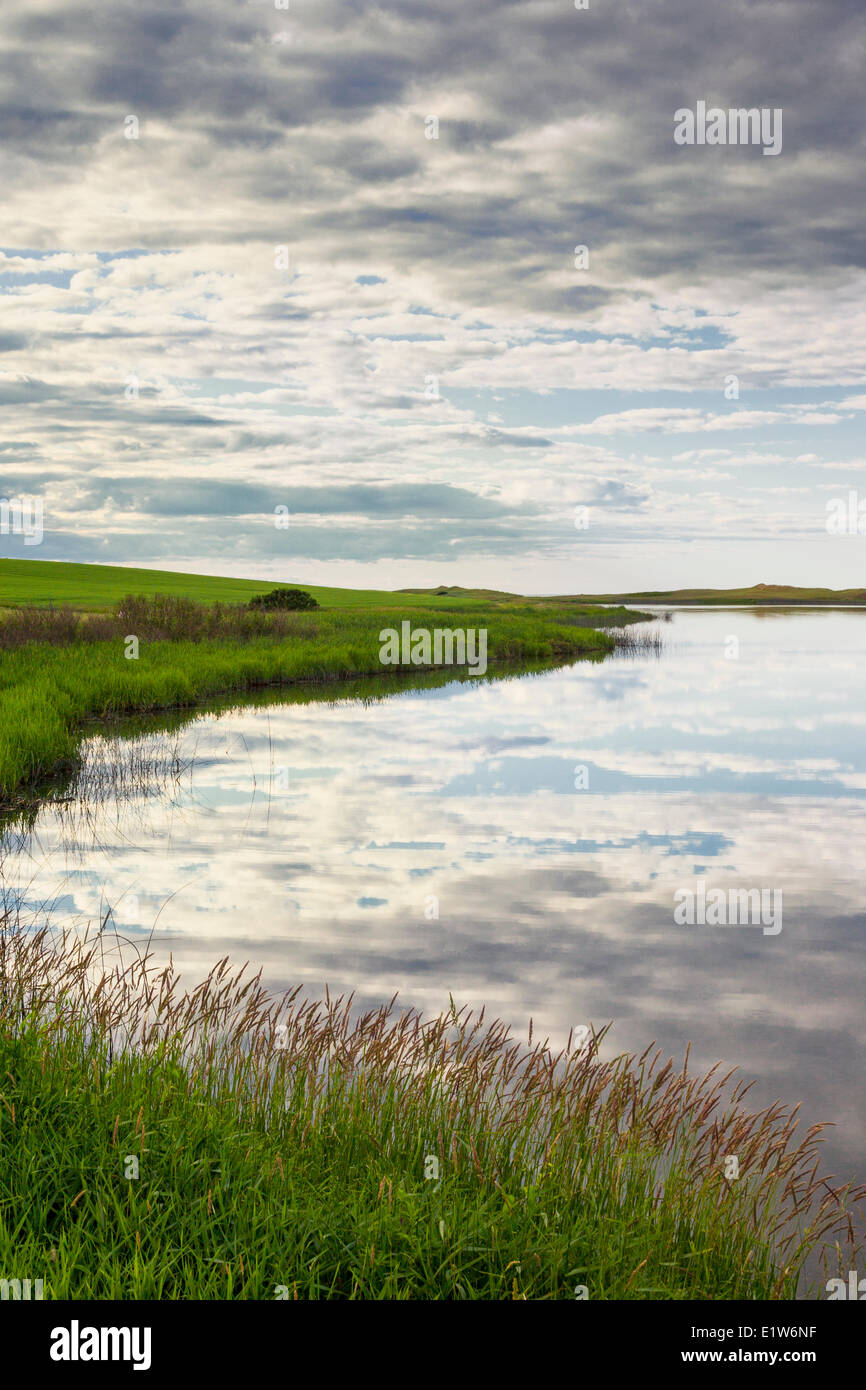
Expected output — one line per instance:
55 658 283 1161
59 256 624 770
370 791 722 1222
5 608 865 1184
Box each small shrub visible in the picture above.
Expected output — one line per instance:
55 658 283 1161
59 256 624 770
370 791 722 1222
249 588 319 612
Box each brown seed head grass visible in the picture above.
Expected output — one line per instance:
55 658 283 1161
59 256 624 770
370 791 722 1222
0 918 861 1297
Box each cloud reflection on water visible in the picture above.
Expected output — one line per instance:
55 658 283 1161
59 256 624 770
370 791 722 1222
4 609 865 1180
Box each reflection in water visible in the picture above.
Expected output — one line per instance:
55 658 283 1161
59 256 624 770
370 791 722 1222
3 609 865 1192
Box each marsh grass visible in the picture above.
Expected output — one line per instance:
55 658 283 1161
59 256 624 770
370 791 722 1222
611 627 665 656
0 923 861 1300
11 731 198 853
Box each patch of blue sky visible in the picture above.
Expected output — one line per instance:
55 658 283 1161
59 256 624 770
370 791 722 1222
1 247 66 260
407 305 455 318
95 250 154 261
0 270 74 288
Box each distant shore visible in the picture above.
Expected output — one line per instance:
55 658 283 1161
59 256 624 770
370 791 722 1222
544 583 866 607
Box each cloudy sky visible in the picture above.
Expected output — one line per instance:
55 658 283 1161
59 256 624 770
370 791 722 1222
1 0 864 592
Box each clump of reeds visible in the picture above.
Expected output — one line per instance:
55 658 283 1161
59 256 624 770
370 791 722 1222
7 730 198 848
612 626 665 656
0 921 860 1299
67 730 194 804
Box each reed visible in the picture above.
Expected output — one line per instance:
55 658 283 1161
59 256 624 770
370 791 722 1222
611 627 665 656
0 921 860 1299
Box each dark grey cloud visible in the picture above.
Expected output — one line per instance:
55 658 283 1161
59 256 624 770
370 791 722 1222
2 0 862 282
59 478 518 520
0 377 58 405
482 428 552 449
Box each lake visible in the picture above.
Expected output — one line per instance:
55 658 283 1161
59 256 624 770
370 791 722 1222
4 606 864 1189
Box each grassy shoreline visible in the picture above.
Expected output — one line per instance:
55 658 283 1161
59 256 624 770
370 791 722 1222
1 928 861 1300
0 598 619 803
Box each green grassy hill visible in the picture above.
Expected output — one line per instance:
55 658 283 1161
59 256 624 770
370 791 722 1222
0 559 638 620
0 559 486 613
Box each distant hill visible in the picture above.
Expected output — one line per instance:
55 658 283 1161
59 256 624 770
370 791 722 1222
3 562 860 613
398 585 522 600
550 584 866 606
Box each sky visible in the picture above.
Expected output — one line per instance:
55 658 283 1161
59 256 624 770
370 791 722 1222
1 0 864 593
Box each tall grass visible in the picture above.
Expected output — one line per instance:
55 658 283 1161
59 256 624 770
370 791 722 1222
610 626 665 656
0 598 310 647
0 924 860 1299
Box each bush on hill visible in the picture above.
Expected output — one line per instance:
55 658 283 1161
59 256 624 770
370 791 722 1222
249 588 319 611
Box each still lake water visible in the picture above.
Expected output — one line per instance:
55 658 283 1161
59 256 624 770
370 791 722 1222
5 608 865 1185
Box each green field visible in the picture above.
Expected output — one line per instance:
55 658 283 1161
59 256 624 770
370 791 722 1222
0 558 456 612
0 558 620 617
